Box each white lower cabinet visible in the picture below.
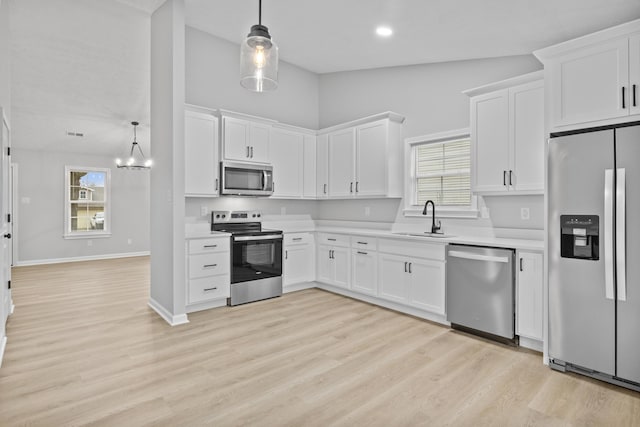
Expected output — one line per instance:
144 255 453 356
351 248 377 296
283 233 315 287
185 236 231 311
516 251 544 341
317 245 350 289
377 238 446 315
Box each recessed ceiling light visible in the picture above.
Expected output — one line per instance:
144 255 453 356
376 26 393 37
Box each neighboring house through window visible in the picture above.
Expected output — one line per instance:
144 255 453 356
64 166 111 238
405 129 477 217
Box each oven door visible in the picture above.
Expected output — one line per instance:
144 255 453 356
231 234 283 284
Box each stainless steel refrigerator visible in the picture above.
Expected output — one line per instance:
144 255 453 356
548 122 640 391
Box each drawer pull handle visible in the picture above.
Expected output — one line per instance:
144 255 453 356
357 241 367 245
357 251 368 255
327 238 337 241
292 238 303 241
203 264 218 268
203 244 218 248
204 287 218 291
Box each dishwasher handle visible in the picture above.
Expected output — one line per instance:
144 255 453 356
448 250 510 263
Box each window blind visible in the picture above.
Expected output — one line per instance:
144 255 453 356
415 138 471 206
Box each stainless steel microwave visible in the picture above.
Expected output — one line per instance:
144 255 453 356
220 161 274 196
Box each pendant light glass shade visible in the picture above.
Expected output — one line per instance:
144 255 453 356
240 1 278 92
115 121 152 170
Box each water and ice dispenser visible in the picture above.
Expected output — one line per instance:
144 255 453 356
560 215 599 260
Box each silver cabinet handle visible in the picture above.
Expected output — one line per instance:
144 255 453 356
616 168 626 301
250 146 254 158
285 250 288 260
503 170 507 186
324 183 327 194
622 86 626 109
404 261 407 272
246 146 250 158
203 244 217 248
203 264 218 268
292 237 302 241
350 182 353 193
215 178 219 191
408 262 412 274
357 251 367 255
204 287 218 291
520 258 523 272
509 170 513 186
448 251 509 263
356 182 359 192
327 238 336 241
604 169 615 300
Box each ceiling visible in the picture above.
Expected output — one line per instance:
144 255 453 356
184 0 640 74
8 0 640 156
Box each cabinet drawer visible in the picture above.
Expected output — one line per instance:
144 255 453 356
284 232 313 245
188 237 230 254
351 235 377 251
189 252 230 278
188 275 230 304
378 238 445 261
317 233 350 247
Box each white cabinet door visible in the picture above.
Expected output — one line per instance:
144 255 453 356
270 128 302 198
472 89 510 192
551 38 629 127
250 122 271 163
407 258 445 315
516 251 544 341
351 249 377 296
317 245 333 284
328 128 356 197
378 253 408 304
510 81 544 192
630 34 640 116
185 110 219 196
223 117 250 161
284 243 313 286
356 120 387 197
303 134 317 198
332 246 350 289
316 134 328 199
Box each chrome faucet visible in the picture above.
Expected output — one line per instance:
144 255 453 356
422 200 442 234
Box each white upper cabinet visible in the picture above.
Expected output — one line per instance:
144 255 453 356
185 108 219 197
270 126 303 198
221 112 273 163
534 20 640 131
323 112 405 199
302 134 317 199
466 72 544 194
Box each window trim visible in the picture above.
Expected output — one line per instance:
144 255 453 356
404 128 478 218
64 166 112 239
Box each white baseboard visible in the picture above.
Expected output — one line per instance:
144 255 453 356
186 298 227 313
0 336 6 368
519 336 543 353
283 281 316 293
148 298 189 326
15 251 150 267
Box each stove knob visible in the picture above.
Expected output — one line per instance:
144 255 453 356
215 214 220 219
257 213 261 218
252 214 256 218
222 214 226 219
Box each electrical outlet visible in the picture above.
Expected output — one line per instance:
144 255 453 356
87 240 93 247
127 238 133 245
521 207 530 220
364 207 371 217
481 207 490 218
281 207 286 215
200 206 208 216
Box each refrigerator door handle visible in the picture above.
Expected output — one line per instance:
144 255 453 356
616 168 627 301
604 169 615 300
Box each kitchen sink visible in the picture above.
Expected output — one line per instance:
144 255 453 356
392 232 455 239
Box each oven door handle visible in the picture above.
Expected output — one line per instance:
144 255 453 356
234 234 283 242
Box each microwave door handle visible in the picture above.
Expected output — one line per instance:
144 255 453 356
617 168 627 301
262 170 267 191
604 169 615 300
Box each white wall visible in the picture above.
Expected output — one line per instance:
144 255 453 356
185 26 320 129
0 0 10 120
317 56 545 231
12 148 149 263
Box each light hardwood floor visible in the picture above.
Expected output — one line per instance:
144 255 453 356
1 256 639 426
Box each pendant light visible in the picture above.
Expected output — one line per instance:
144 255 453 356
115 121 152 169
240 0 278 92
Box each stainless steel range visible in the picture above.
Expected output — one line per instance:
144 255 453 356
211 211 283 306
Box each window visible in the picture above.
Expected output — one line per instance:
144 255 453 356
405 129 476 217
64 166 111 238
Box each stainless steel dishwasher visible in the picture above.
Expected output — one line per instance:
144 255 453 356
446 244 516 343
